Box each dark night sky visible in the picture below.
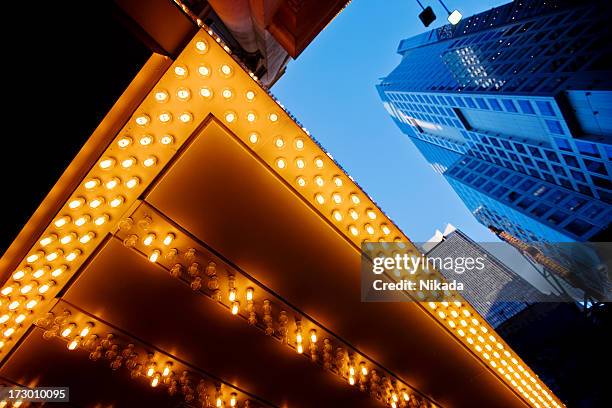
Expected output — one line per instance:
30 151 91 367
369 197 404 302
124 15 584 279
1 1 151 255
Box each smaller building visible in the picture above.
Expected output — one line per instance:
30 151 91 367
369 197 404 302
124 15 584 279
423 224 561 327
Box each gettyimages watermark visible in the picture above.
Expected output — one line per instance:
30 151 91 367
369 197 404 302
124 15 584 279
361 241 612 303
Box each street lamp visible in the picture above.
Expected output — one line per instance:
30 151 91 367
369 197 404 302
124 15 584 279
437 0 462 25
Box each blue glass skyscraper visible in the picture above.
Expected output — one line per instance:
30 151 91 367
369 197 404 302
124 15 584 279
377 0 612 245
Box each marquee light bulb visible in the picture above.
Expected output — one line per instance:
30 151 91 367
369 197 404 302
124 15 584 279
315 194 325 205
294 138 304 150
99 157 115 169
143 157 157 167
402 391 410 401
276 158 286 169
143 234 156 246
33 267 49 279
248 132 259 144
110 196 124 208
246 287 254 301
245 90 255 100
349 225 359 236
79 232 95 244
348 376 355 385
225 111 236 123
314 157 324 168
15 314 27 324
38 281 54 294
333 176 343 187
74 215 90 226
65 249 81 262
174 65 188 78
54 215 71 228
246 112 256 122
229 288 237 302
60 233 75 245
381 224 391 235
61 324 75 338
176 88 190 101
39 235 57 247
84 178 100 190
297 343 304 354
27 251 43 263
89 197 104 209
159 112 172 123
162 363 172 377
26 297 40 309
68 197 84 209
231 301 240 315
195 40 207 52
1 286 14 296
332 210 342 222
140 135 154 146
0 314 9 324
94 214 109 226
269 113 278 122
121 157 136 168
146 364 155 377
126 177 140 189
230 393 237 407
51 265 67 278
310 329 317 343
68 337 80 350
296 176 306 187
314 176 324 187
295 158 305 169
20 284 33 294
350 194 360 204
275 137 284 148
161 135 174 145
8 300 20 310
200 87 213 98
117 136 132 148
222 89 233 99
151 375 160 387
220 64 232 76
366 210 376 220
360 362 368 376
365 224 375 235
12 269 27 280
179 112 192 123
3 327 15 338
135 114 150 126
163 233 174 246
332 193 342 204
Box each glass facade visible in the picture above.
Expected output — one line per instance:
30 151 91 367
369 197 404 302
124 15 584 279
377 0 612 244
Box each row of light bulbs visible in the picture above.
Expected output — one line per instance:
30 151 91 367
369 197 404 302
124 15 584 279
117 211 433 408
35 309 257 407
427 301 560 408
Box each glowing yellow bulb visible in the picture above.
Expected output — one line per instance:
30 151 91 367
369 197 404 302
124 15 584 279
1 286 14 296
402 392 410 401
276 158 286 169
161 135 174 145
68 197 84 209
33 267 48 279
68 338 80 350
27 251 43 263
230 393 237 407
381 224 391 235
20 284 33 294
246 90 255 100
225 111 236 123
246 287 254 301
176 88 190 101
195 40 207 52
200 87 213 98
229 288 237 302
231 301 240 315
26 298 39 309
54 215 71 228
365 224 375 235
154 90 168 102
314 176 324 187
0 314 9 324
162 233 174 246
310 330 317 343
8 300 20 310
12 269 27 280
149 250 161 263
110 196 124 208
143 157 157 167
162 364 171 377
159 112 172 123
39 235 56 247
3 327 15 338
314 157 324 168
297 343 304 354
294 138 304 150
269 113 279 122
125 177 140 189
52 266 66 277
366 210 376 220
332 210 342 222
94 214 109 226
275 137 285 148
295 158 305 169
60 233 75 244
246 112 256 122
99 157 115 169
143 234 156 246
146 365 155 377
216 397 222 407
135 114 150 126
121 157 136 168
89 197 104 209
222 88 233 99
315 194 325 205
179 112 192 123
38 282 52 294
349 225 359 236
220 64 232 76
348 376 355 385
74 215 90 226
65 249 81 262
296 177 306 187
248 132 259 144
332 193 342 204
350 194 361 204
174 65 188 78
79 232 95 244
360 362 368 376
84 178 100 189
117 136 132 148
140 135 154 146
333 176 343 187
